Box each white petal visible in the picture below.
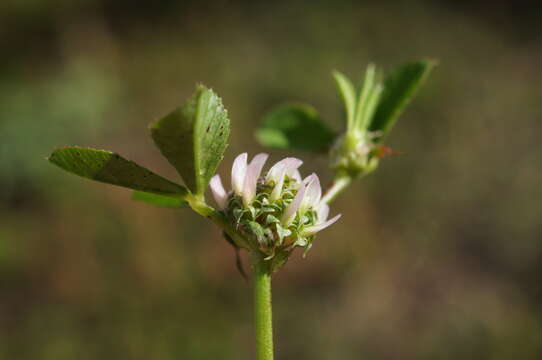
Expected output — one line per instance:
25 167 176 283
316 203 329 223
300 173 321 211
302 214 341 236
281 180 306 226
209 174 228 209
242 153 268 206
231 153 247 195
266 157 303 183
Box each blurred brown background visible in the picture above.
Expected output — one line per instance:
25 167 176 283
1 0 541 359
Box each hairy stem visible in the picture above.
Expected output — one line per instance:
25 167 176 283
251 253 274 360
321 175 352 205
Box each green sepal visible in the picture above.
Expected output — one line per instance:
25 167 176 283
369 59 436 137
150 85 230 196
256 102 335 153
247 221 266 246
48 147 188 196
265 214 280 225
268 249 291 273
275 223 292 246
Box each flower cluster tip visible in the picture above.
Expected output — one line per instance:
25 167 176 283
210 153 340 269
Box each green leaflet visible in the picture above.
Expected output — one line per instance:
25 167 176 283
48 147 188 196
256 102 335 153
132 191 188 208
369 59 436 137
150 85 230 196
354 64 383 131
332 70 357 131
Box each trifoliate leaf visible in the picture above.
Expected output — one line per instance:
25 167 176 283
256 102 335 153
369 59 436 137
150 85 230 196
48 147 188 196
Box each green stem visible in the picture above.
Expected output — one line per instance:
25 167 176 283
321 175 352 205
251 253 274 360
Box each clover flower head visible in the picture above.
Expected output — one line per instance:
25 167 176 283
209 153 341 269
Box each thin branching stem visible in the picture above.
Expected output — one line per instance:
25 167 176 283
321 175 352 205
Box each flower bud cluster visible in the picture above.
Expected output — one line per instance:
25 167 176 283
330 130 385 178
210 153 340 270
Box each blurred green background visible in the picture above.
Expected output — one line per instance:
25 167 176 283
1 0 541 359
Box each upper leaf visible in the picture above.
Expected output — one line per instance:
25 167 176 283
150 85 230 196
48 147 188 196
332 70 357 131
354 64 383 131
256 103 335 153
369 59 436 137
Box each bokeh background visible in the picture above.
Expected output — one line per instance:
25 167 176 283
1 1 541 359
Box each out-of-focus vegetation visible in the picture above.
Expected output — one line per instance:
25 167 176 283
1 1 541 359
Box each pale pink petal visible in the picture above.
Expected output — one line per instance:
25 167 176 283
300 174 321 211
307 174 322 207
268 158 303 202
316 203 329 222
231 153 247 195
266 157 303 183
281 181 306 226
303 174 313 185
242 153 269 206
209 174 227 209
270 167 287 201
291 169 302 182
266 159 286 182
282 157 303 173
302 214 341 236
